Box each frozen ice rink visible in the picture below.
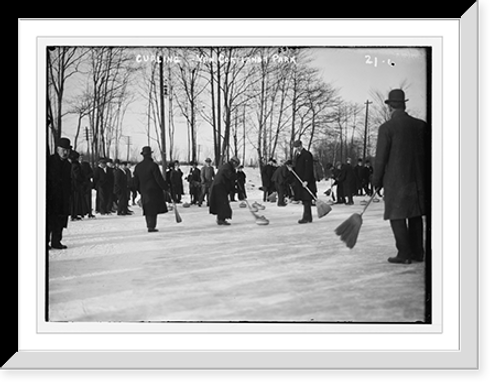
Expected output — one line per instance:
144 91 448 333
47 169 428 323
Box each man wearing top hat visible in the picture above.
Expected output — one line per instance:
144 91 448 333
47 137 72 249
372 89 431 264
133 146 170 232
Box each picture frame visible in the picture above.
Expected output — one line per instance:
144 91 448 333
9 8 479 369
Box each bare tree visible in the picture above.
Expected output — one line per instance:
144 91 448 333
47 46 88 151
174 48 206 163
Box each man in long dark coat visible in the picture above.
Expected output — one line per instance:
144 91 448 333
80 157 95 217
105 159 116 213
93 158 110 215
169 160 184 203
338 157 355 205
47 137 72 249
69 150 88 221
114 160 130 216
373 89 430 264
354 158 365 196
291 140 317 224
261 158 277 202
209 156 240 226
133 147 169 232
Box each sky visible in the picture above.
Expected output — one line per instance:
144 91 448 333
60 46 429 163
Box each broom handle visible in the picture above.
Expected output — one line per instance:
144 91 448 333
288 167 318 202
360 190 379 216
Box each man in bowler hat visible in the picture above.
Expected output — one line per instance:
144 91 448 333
133 146 170 232
47 137 72 249
373 89 431 264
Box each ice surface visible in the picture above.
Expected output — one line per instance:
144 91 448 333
48 167 427 323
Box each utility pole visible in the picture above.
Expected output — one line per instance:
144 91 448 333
159 55 168 180
363 99 372 161
85 126 90 158
126 136 131 162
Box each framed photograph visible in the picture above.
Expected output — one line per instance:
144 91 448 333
10 11 477 369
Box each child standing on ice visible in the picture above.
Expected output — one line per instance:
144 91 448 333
236 166 247 201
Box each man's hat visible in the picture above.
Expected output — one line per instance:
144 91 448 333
57 137 72 150
292 140 302 148
384 89 409 104
69 150 80 160
141 146 153 156
230 156 240 167
205 158 212 163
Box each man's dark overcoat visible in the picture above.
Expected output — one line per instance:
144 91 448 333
293 148 317 202
93 166 109 214
133 157 169 216
70 160 89 216
338 162 356 198
47 153 72 220
373 110 430 220
170 168 184 202
209 162 236 220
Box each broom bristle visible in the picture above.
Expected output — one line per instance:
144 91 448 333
335 213 363 249
173 206 182 223
316 200 332 218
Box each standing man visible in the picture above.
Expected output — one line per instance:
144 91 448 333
363 159 374 196
187 161 202 206
69 150 87 221
209 156 240 226
114 160 131 216
105 159 116 213
200 158 215 206
80 156 95 218
354 158 365 196
373 89 430 265
169 160 184 203
93 158 109 215
272 159 292 207
124 161 136 205
333 161 344 204
261 158 277 202
47 137 72 249
133 146 170 232
339 157 355 205
291 140 317 224
235 165 247 201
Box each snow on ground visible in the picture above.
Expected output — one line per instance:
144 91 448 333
48 166 427 323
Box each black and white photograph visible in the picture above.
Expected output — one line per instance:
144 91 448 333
45 45 432 323
11 10 491 382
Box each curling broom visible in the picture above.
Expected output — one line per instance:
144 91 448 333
288 167 332 218
334 191 378 249
237 182 269 225
164 190 182 223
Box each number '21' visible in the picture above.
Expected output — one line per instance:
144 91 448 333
365 55 395 67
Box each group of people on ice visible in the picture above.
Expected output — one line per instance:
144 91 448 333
47 89 430 266
259 155 378 209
